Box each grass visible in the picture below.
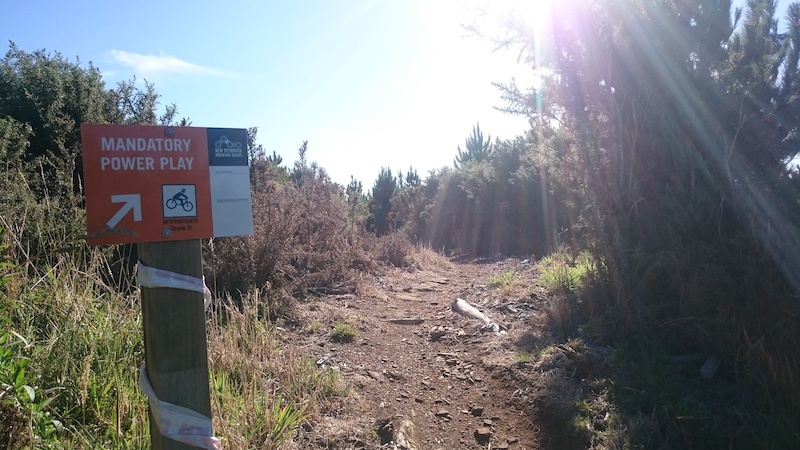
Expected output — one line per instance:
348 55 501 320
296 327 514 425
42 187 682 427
516 352 533 365
208 290 349 448
527 248 800 449
485 268 535 299
539 324 800 449
0 232 349 449
537 251 594 294
406 244 453 270
1 250 148 449
486 269 515 288
330 322 358 343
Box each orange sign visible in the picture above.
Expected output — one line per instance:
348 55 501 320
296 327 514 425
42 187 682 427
81 124 253 245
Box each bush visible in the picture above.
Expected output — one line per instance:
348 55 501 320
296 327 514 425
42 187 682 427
367 229 415 268
206 146 363 302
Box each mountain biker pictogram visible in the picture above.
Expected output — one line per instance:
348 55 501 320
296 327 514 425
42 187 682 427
166 188 194 212
162 184 198 218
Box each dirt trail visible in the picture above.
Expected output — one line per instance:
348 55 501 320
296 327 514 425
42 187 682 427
287 257 559 449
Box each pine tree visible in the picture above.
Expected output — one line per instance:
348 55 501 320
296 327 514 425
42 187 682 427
455 123 493 167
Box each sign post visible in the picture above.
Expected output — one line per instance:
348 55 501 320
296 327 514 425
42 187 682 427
80 124 253 448
140 240 209 450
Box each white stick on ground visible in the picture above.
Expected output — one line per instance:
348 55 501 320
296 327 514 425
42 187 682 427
451 298 507 335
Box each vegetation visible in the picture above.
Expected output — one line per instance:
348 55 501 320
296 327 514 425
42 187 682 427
485 269 515 288
537 251 594 295
2 0 800 445
330 322 358 343
489 0 800 446
0 46 356 448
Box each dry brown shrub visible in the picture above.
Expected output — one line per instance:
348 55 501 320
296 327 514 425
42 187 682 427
406 243 453 271
365 229 415 268
206 160 362 305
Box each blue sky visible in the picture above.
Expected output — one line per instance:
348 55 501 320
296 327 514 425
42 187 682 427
1 0 789 186
2 0 534 186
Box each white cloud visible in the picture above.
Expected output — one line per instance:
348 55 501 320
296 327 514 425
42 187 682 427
107 50 233 77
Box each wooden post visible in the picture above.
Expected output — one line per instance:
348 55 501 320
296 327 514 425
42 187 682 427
139 239 212 450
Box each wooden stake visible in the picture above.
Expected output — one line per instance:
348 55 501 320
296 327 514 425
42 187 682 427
139 239 212 450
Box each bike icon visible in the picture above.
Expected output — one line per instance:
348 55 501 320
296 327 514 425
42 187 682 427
166 188 194 212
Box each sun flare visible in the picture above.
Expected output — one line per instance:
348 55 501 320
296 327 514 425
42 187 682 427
475 0 559 35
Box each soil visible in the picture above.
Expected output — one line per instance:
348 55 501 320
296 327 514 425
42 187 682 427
284 257 580 450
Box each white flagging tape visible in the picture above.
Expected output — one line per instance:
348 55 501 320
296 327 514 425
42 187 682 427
137 261 212 310
139 366 221 449
137 262 218 447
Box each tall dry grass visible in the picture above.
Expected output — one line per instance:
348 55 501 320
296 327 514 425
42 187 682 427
1 197 350 449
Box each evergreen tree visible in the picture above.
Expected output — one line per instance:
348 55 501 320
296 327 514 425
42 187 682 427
367 167 397 235
455 123 493 167
346 176 367 243
404 166 421 187
491 2 800 437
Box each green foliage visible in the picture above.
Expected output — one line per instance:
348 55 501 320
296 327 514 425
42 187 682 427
0 228 15 287
485 270 515 288
265 395 308 448
404 166 421 187
515 352 532 365
423 136 548 256
210 295 348 448
367 167 397 235
346 176 368 246
538 252 593 294
330 322 358 343
105 78 182 126
1 319 65 449
455 123 492 167
0 242 149 449
491 0 800 445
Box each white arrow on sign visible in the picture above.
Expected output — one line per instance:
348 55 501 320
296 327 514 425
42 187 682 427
107 194 142 229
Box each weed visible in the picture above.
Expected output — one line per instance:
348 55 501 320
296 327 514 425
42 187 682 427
209 297 349 448
306 320 321 333
538 251 594 294
486 270 515 288
266 394 309 447
330 322 358 343
544 295 577 341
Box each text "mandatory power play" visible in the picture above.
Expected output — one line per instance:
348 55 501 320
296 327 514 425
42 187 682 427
99 136 194 171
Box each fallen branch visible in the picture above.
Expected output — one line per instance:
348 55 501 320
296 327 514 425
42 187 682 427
451 298 507 335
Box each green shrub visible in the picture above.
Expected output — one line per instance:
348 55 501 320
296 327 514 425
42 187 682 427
330 322 358 343
538 251 594 294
